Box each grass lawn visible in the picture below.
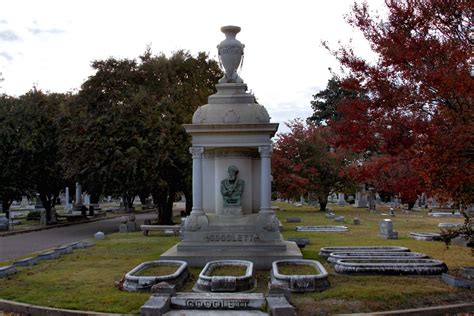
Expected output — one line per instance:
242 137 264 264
0 202 472 315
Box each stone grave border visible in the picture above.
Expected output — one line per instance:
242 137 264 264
194 260 256 293
271 259 329 293
327 251 428 265
334 258 448 275
409 232 441 241
295 225 348 232
123 260 189 292
0 240 96 279
319 246 410 258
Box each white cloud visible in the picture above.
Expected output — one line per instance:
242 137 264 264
0 0 386 123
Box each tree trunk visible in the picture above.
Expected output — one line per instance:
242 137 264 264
123 195 134 211
317 194 328 212
407 201 416 211
138 192 148 206
1 196 12 219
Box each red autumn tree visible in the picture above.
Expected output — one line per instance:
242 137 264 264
327 0 473 206
272 120 353 211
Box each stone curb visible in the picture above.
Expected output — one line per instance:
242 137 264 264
337 302 474 315
0 298 133 316
0 210 157 238
1 298 473 316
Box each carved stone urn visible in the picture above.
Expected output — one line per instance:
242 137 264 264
217 25 244 83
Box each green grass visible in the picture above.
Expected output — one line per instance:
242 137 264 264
0 203 473 315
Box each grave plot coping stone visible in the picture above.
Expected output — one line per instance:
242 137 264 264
271 259 329 293
325 213 336 219
295 226 348 232
409 232 441 241
54 245 73 255
36 250 61 261
319 246 410 258
286 217 301 223
334 216 345 222
327 251 428 264
334 258 448 275
13 256 39 267
441 273 474 289
0 265 16 278
123 260 189 292
170 292 266 310
460 267 474 280
194 260 256 293
430 212 462 217
438 222 464 228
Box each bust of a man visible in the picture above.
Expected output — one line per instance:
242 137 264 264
220 165 245 207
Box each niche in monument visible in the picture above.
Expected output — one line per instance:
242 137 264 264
160 26 302 268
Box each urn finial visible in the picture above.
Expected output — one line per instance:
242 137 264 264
217 25 245 83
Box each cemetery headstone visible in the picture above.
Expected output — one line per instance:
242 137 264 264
379 219 398 239
95 231 105 240
119 216 128 233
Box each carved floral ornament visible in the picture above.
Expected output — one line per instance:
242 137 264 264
189 147 204 159
258 146 272 158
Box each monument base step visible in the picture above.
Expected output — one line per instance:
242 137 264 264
177 241 287 252
160 241 302 269
164 311 268 315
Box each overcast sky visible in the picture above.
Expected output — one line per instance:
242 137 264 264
0 0 385 131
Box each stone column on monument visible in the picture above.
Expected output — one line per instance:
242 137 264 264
190 146 204 215
258 146 273 214
183 147 208 232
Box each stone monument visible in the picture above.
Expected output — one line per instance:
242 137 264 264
160 26 302 268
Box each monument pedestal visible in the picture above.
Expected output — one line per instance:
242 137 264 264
160 25 302 269
161 213 302 268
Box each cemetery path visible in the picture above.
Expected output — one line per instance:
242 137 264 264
0 213 157 262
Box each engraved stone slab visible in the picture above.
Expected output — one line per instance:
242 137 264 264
319 246 410 258
286 217 301 223
171 292 266 310
295 226 348 232
271 259 329 293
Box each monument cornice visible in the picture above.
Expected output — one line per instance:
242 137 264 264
183 123 279 136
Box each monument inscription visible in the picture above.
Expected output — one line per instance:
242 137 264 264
206 233 258 242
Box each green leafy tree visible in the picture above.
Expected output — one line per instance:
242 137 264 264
62 50 221 223
0 95 30 216
308 76 359 125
